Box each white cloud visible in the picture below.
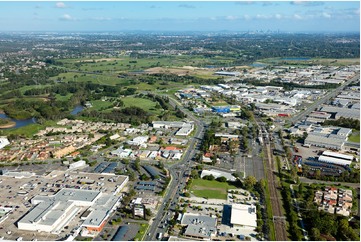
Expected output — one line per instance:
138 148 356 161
275 14 282 19
255 14 272 20
178 4 195 9
243 14 251 20
322 12 331 18
60 14 75 21
293 14 303 20
91 17 112 21
56 2 67 9
290 1 324 7
226 15 239 20
235 1 255 5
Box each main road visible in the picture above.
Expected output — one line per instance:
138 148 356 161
289 73 360 124
144 95 205 241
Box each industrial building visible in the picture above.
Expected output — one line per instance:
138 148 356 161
152 121 194 136
112 225 129 241
200 169 236 182
181 213 217 240
318 151 354 166
304 126 352 150
212 106 230 113
320 106 360 120
304 134 346 150
230 204 257 228
214 71 241 77
17 177 128 234
69 160 86 170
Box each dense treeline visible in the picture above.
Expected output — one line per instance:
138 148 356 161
4 99 70 120
323 117 360 131
81 107 152 126
305 169 360 183
24 81 121 98
244 79 339 91
200 120 222 152
280 183 303 240
144 93 170 111
149 73 224 85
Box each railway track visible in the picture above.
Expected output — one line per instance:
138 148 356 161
256 118 288 241
265 144 288 241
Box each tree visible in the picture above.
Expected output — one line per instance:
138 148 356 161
145 208 152 217
315 170 321 180
310 228 321 241
134 157 140 172
203 174 215 181
216 176 227 183
244 176 257 190
191 170 199 179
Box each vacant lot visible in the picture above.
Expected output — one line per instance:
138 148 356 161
190 179 237 200
122 97 161 115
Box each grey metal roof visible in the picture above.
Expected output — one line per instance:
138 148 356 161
112 225 129 241
181 214 217 227
320 106 360 120
184 224 216 238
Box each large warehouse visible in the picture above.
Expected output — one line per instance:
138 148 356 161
320 106 360 120
318 151 354 166
230 204 257 228
17 179 127 234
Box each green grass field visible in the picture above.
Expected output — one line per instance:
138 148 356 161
348 131 360 143
55 93 73 101
88 100 114 111
18 84 52 94
58 55 220 71
122 97 161 115
190 179 237 200
0 120 58 137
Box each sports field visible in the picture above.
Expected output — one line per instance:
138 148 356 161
190 179 236 200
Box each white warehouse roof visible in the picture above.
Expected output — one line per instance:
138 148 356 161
322 151 354 161
200 169 236 181
230 204 257 227
318 155 352 166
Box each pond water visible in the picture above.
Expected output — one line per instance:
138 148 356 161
0 113 36 129
250 62 268 67
71 105 85 115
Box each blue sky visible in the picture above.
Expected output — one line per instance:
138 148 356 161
0 1 359 32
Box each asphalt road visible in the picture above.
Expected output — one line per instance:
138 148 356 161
144 96 205 241
289 73 360 124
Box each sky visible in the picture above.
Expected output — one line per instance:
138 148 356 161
0 1 359 32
